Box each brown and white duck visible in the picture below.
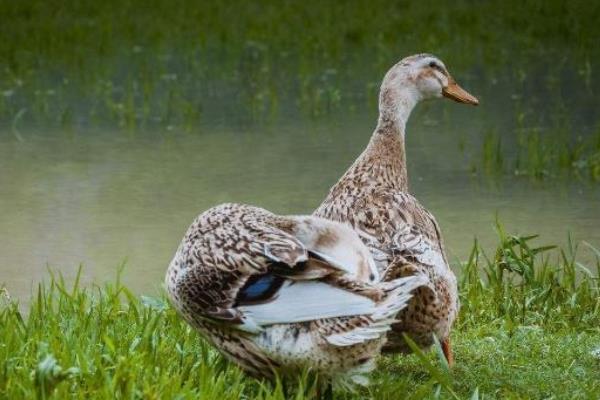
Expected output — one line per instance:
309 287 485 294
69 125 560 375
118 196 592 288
313 54 479 364
166 203 426 388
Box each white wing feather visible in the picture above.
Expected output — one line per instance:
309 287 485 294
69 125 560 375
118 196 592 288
325 275 427 346
238 281 377 326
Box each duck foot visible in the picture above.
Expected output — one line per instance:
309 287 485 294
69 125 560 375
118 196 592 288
441 337 454 367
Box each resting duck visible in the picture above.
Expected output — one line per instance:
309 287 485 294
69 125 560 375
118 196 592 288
165 203 425 387
313 54 478 364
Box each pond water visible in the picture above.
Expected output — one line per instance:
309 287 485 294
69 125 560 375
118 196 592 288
1 78 599 306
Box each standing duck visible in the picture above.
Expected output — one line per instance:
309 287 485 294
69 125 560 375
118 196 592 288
313 54 478 364
166 203 426 388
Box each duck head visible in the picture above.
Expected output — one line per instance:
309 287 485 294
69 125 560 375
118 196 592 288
379 54 478 126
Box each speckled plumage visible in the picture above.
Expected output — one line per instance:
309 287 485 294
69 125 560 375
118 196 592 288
314 54 478 355
166 203 425 385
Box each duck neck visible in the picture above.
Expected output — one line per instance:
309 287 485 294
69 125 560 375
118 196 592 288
364 85 419 192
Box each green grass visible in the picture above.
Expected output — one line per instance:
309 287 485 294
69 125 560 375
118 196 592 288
1 0 599 130
473 119 600 181
2 1 600 180
1 230 599 399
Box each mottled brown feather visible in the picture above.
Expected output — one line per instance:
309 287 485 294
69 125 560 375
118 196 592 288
166 203 423 384
313 54 460 353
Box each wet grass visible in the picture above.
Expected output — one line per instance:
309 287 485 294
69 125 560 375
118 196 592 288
1 230 599 399
473 123 600 181
0 0 599 129
2 1 600 180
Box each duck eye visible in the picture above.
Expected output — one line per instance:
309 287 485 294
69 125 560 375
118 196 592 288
429 61 437 68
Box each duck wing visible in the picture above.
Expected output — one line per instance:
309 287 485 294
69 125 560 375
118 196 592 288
323 190 447 274
172 204 384 331
234 223 386 329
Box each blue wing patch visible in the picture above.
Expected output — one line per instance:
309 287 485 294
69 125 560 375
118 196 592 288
235 273 285 306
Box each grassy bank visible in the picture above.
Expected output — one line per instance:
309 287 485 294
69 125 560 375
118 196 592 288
1 0 599 129
1 231 599 399
2 1 600 180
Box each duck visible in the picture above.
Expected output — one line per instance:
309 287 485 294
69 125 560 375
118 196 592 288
165 202 426 388
313 54 479 365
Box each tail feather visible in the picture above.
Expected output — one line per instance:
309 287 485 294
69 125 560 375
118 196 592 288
325 275 426 347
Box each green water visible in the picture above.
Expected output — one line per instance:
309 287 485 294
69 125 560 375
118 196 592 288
1 103 599 303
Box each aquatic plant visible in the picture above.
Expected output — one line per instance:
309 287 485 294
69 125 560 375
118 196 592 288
0 0 599 133
474 118 600 181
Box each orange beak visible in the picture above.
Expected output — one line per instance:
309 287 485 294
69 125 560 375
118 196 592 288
442 77 479 106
